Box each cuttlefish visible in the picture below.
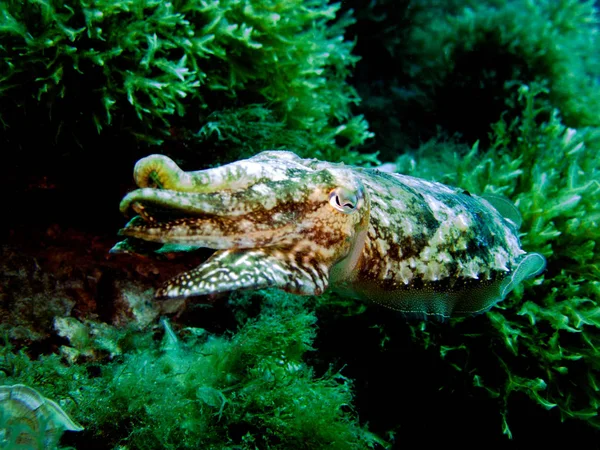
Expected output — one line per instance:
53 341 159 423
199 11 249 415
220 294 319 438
114 151 545 319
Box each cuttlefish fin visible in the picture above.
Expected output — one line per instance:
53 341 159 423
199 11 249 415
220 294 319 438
365 253 547 320
499 252 546 298
481 194 523 229
155 249 330 299
453 252 546 316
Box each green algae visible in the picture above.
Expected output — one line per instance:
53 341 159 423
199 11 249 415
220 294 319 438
0 292 386 449
396 82 600 437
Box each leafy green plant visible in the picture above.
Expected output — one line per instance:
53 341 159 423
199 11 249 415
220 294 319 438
0 0 372 161
346 0 600 154
396 82 600 436
0 292 387 449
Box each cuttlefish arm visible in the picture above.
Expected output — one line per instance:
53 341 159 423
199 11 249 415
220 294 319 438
115 151 545 319
156 248 329 298
116 151 369 298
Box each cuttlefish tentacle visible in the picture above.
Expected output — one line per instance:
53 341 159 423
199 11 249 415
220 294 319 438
115 151 545 320
156 248 330 298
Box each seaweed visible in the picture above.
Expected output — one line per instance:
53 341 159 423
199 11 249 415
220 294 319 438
396 82 600 436
0 292 387 449
0 0 373 165
345 0 600 155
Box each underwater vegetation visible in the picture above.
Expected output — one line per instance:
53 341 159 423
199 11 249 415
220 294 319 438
0 0 599 448
0 0 373 165
392 81 600 437
346 0 600 155
1 293 385 449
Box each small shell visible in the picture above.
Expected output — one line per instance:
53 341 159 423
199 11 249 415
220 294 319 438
0 384 83 450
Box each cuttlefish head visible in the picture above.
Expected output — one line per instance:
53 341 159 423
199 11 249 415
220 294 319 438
117 151 370 299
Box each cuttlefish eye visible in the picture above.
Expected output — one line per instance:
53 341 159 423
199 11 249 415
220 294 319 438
329 187 363 213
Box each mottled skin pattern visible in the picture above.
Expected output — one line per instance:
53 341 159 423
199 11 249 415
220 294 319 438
115 151 545 319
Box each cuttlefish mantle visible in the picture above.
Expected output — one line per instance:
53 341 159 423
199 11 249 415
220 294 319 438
113 151 545 320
